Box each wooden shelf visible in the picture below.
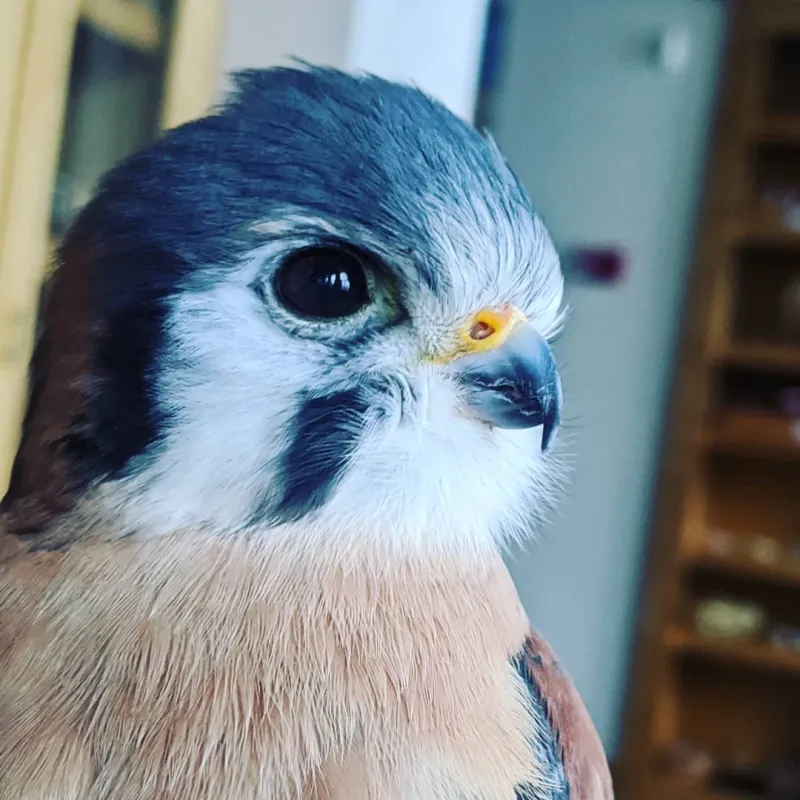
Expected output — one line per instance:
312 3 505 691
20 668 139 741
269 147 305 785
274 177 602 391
81 0 163 53
731 225 800 247
702 411 800 460
726 219 800 248
713 342 800 373
688 546 800 591
665 626 800 678
647 775 748 800
751 116 800 144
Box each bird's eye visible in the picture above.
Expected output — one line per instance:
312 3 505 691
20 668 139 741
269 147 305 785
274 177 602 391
274 246 370 319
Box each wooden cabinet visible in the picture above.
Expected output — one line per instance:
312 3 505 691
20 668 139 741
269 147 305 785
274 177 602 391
0 0 224 492
618 2 800 798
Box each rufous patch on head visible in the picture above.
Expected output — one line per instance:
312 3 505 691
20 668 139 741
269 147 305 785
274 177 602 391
2 232 102 543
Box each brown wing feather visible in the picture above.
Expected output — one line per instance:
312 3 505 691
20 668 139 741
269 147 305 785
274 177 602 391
516 630 614 800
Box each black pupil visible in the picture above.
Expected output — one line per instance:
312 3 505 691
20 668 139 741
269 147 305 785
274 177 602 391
276 247 369 319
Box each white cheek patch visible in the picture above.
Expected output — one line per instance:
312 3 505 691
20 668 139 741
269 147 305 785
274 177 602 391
314 370 558 557
111 283 322 533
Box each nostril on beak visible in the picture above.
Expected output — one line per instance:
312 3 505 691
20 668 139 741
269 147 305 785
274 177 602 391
456 307 522 357
469 320 496 341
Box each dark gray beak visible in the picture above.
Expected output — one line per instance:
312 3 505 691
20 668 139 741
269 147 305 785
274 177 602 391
449 322 562 451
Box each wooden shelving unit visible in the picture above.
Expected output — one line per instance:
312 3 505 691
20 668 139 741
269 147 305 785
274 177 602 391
752 117 800 144
665 628 800 680
617 2 800 798
688 547 800 592
714 342 800 373
0 0 225 492
727 221 800 248
702 411 800 459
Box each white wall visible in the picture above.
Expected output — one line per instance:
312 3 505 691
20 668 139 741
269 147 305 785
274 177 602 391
218 0 489 120
491 0 727 757
346 0 490 120
219 0 356 76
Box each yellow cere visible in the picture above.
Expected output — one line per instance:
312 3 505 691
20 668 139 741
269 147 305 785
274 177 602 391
428 306 527 365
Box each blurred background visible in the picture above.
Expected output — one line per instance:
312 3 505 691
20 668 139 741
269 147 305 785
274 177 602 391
2 1 800 798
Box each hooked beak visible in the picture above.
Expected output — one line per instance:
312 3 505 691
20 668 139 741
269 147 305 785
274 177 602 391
436 307 562 451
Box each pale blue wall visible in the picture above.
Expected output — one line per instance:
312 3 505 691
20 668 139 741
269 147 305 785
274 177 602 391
492 1 727 756
220 0 490 121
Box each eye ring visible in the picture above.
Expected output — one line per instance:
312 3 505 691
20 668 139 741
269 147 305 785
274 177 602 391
273 244 372 320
